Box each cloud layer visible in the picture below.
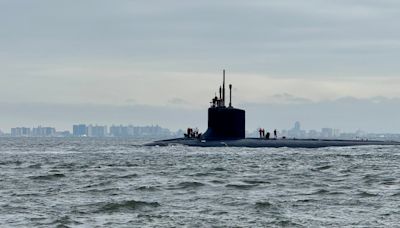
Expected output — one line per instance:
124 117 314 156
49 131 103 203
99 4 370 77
2 0 400 75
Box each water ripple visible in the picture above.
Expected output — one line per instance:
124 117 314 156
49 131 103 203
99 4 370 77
1 138 400 226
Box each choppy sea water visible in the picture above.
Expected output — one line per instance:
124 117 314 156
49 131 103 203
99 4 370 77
1 138 400 227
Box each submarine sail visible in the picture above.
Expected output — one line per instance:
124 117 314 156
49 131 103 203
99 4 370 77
202 70 245 140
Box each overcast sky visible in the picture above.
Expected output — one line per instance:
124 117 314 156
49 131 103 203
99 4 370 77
1 0 400 132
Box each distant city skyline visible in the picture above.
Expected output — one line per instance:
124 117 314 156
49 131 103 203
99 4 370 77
3 121 400 141
0 121 390 135
3 124 178 139
2 95 400 133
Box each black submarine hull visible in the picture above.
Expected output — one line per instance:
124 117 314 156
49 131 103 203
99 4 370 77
145 138 400 148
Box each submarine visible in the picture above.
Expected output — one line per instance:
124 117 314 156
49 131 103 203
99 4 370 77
146 70 400 148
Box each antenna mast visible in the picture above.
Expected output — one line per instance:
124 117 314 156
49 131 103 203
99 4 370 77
223 69 226 107
229 84 232 107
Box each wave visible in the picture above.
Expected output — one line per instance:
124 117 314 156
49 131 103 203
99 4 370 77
302 189 330 195
27 163 42 169
97 200 160 213
381 178 397 186
212 211 229 215
118 173 138 179
50 215 82 227
273 220 300 227
191 172 213 177
226 183 256 190
255 201 273 209
357 191 378 197
210 180 226 184
136 186 160 191
295 199 318 203
314 189 329 194
0 160 23 166
213 167 227 171
362 174 379 184
83 180 113 188
54 163 76 169
11 192 41 197
165 181 206 190
311 165 332 171
124 162 139 167
78 187 120 194
242 179 270 185
30 173 66 180
391 192 400 196
177 181 205 189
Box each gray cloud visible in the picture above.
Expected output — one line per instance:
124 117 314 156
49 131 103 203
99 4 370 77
2 0 400 76
168 98 190 105
270 93 312 104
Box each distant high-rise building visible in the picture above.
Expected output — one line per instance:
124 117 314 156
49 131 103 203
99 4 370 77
87 125 107 137
294 121 301 131
11 128 19 136
288 121 306 138
32 126 56 137
109 125 171 138
110 125 125 137
321 128 333 138
308 129 319 138
333 129 341 137
11 127 31 137
73 124 87 136
11 126 56 137
22 127 31 136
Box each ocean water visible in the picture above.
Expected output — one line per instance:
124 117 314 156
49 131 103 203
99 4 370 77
1 138 400 227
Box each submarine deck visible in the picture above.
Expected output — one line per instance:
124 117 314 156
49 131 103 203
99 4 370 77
145 138 400 148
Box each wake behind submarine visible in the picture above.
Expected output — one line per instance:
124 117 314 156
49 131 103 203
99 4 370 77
146 70 400 148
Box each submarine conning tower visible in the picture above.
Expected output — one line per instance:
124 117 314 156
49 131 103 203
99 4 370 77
202 70 245 140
